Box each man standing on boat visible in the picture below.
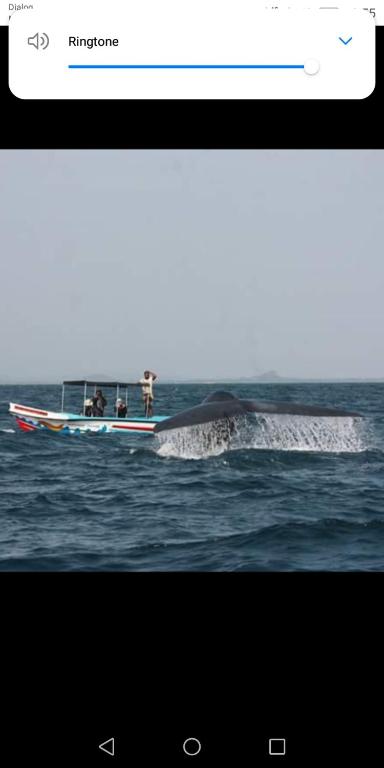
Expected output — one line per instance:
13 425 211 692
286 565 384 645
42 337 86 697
139 370 157 417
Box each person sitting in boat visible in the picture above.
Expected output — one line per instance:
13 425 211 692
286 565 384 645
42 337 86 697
139 370 157 417
84 398 93 417
116 398 127 418
92 389 107 417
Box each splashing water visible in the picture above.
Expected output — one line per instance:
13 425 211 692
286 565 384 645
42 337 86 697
156 414 368 459
156 418 234 459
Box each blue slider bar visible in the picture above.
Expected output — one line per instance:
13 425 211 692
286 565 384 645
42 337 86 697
68 64 305 69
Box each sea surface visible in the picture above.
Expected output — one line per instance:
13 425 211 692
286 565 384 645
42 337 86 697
0 383 383 571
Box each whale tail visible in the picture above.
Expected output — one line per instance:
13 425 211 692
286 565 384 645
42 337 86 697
154 391 362 434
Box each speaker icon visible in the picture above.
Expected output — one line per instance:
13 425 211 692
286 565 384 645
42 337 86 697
27 32 49 50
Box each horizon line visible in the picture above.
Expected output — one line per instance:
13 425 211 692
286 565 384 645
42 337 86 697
1 377 384 385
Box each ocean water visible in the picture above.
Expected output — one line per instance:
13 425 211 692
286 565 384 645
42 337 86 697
0 382 383 571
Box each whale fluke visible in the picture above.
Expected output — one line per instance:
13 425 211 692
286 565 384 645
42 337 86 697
154 391 361 434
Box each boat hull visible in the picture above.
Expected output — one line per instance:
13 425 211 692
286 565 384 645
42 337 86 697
9 403 168 435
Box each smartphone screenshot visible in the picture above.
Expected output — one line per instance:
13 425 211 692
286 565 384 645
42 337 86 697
0 1 382 764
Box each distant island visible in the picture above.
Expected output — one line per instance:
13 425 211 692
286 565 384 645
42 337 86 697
160 370 384 384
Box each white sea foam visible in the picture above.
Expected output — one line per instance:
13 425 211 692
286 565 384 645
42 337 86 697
156 414 368 459
0 428 16 433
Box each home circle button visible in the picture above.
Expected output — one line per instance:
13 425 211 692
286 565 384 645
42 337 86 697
183 738 202 756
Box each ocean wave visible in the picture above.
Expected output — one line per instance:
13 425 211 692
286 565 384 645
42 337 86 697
2 517 384 571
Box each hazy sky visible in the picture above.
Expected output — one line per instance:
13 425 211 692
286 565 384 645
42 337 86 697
1 149 383 381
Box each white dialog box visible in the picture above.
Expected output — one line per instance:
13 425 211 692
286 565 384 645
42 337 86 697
8 2 375 99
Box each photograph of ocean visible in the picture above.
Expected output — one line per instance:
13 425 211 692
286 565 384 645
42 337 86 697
1 381 383 571
1 149 384 571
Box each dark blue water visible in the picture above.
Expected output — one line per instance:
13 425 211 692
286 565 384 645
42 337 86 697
1 383 383 571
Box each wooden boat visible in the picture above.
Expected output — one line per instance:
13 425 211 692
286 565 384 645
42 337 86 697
9 380 168 435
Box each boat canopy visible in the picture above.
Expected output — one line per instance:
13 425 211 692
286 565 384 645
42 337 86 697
61 380 142 415
63 380 141 388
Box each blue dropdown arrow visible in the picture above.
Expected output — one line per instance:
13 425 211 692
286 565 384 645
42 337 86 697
339 36 352 45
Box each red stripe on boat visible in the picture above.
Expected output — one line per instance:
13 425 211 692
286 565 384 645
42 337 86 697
112 423 154 431
14 405 49 416
16 418 37 432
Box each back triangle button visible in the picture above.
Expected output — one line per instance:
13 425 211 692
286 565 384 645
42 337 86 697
99 738 115 756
